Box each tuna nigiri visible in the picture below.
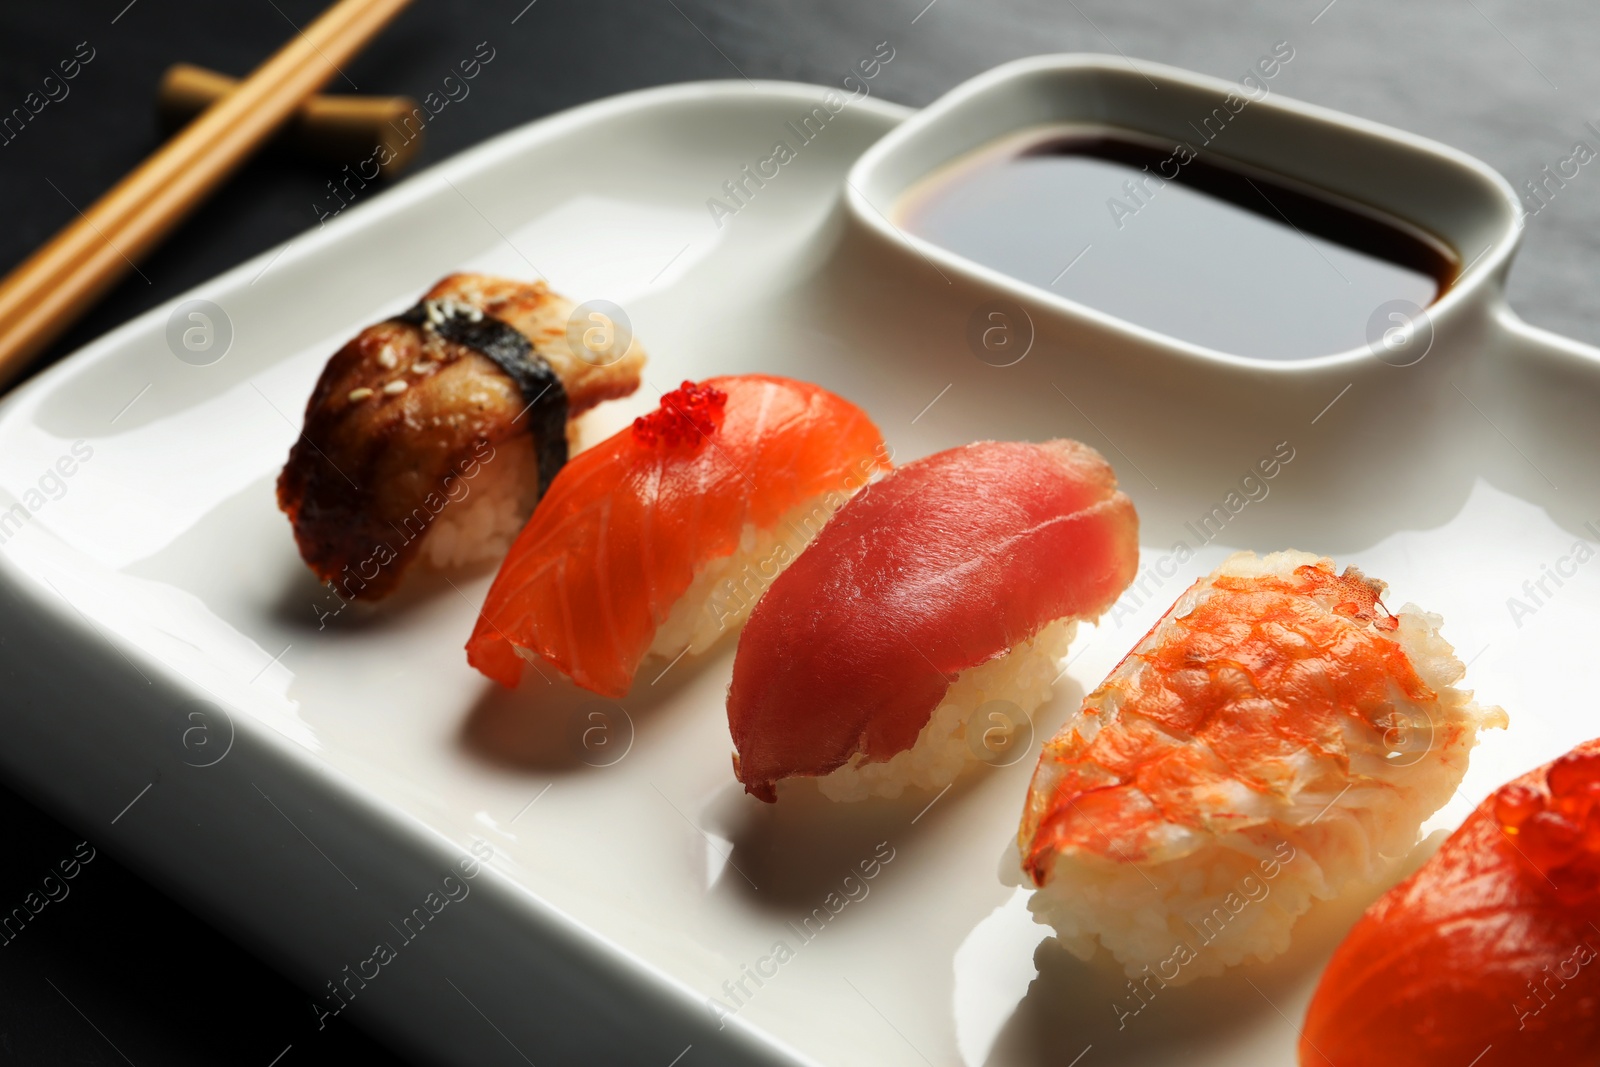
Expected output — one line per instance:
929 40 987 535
279 273 645 601
466 375 890 697
1011 550 1507 983
727 439 1140 803
1301 739 1600 1067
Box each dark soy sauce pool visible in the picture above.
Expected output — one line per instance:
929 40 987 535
896 126 1458 361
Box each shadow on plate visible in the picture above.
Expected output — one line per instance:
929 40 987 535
705 782 935 909
457 645 711 774
705 766 1016 911
266 549 504 635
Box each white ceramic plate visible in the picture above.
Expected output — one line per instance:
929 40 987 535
3 75 1599 1067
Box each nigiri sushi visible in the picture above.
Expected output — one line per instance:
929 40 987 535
278 272 645 602
1010 550 1506 982
466 375 890 697
1301 740 1600 1067
728 439 1139 803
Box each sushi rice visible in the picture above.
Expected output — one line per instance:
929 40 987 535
816 618 1080 802
419 438 542 570
648 493 862 662
1008 550 1507 983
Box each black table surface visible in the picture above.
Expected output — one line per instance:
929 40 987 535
1 1 1594 1063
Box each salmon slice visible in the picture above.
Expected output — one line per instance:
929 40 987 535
1301 739 1600 1067
727 439 1139 802
466 375 889 697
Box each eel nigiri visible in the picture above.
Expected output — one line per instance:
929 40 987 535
1301 739 1600 1067
278 273 645 602
728 439 1139 803
1011 550 1507 982
466 375 890 697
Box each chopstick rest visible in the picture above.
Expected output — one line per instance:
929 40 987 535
156 63 422 177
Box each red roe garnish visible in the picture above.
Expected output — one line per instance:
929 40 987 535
632 380 728 447
1496 751 1600 902
1494 784 1543 829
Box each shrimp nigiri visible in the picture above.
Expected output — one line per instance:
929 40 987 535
466 375 890 697
1012 550 1506 983
278 273 645 601
1301 739 1600 1067
728 439 1140 802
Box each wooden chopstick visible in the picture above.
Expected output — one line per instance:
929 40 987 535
0 0 412 393
157 63 424 177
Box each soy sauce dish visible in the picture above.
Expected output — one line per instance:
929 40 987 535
893 124 1456 362
845 53 1521 373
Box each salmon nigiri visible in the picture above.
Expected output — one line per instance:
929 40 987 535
1012 551 1506 985
1302 739 1600 1066
727 439 1139 802
466 375 889 696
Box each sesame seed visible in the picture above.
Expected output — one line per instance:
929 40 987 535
377 346 399 369
347 387 374 402
383 380 408 395
411 361 436 375
424 297 484 326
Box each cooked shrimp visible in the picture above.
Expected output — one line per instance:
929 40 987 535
1011 550 1506 982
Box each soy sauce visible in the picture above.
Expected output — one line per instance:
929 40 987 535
896 126 1458 361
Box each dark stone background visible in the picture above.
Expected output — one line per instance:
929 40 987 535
0 1 1590 1062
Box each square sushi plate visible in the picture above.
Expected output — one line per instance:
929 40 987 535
3 65 1600 1067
